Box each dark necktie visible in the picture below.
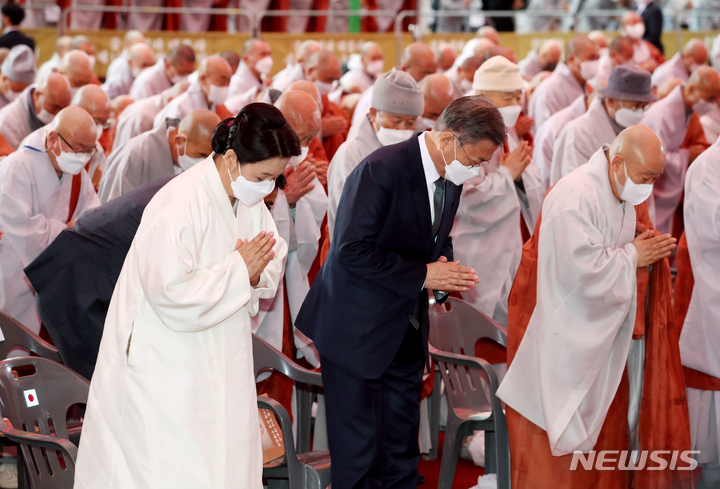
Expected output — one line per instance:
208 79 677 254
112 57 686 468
432 177 445 239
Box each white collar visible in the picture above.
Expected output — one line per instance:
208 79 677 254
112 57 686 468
418 132 441 186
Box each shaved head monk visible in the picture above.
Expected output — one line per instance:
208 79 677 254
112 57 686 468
497 125 693 487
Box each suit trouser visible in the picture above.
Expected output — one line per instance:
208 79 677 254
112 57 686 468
320 342 424 489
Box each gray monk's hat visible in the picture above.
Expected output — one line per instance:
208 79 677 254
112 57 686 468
371 68 424 117
597 65 657 103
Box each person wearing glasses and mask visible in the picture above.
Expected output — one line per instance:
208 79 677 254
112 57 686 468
451 56 541 331
0 106 100 335
296 96 505 489
74 104 292 489
99 110 220 203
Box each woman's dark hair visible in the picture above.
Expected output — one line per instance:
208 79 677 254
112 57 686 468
211 103 301 164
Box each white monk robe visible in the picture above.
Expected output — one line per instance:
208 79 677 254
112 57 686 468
679 138 720 470
103 62 137 100
0 85 49 150
351 86 374 128
252 159 327 366
588 54 613 89
36 53 60 83
518 51 543 82
639 85 690 235
452 129 543 327
228 62 264 99
701 105 720 143
224 86 259 118
112 92 168 152
270 62 305 93
339 65 376 94
0 131 100 333
99 120 178 203
74 156 287 489
153 82 213 128
129 59 172 101
497 146 641 456
528 62 585 131
651 52 690 88
532 94 586 193
550 97 620 186
106 50 130 83
327 115 382 238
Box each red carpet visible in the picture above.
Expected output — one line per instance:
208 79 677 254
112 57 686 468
418 432 484 488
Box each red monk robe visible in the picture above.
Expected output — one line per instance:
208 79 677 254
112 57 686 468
506 201 693 489
321 93 350 161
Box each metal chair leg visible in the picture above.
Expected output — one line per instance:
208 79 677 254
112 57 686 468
295 384 314 454
425 369 442 461
437 417 464 489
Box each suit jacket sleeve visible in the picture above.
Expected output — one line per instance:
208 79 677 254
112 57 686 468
333 158 428 300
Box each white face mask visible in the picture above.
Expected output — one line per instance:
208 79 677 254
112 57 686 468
693 98 716 116
4 90 20 103
376 127 414 146
366 60 384 75
289 146 310 167
440 136 481 186
254 56 274 75
37 108 55 124
498 105 522 128
207 84 229 105
614 106 644 127
52 145 92 175
614 160 653 205
95 124 103 140
314 80 334 96
580 59 599 81
177 140 204 171
599 47 610 58
625 23 645 39
228 167 276 207
170 74 188 84
459 78 473 93
131 66 143 78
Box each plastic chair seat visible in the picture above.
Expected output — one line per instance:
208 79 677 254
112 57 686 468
456 409 492 421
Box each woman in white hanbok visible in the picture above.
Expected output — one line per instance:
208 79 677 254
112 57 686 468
74 103 299 489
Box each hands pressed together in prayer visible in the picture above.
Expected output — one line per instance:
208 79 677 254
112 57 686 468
425 256 480 292
633 230 677 268
237 231 276 286
283 161 316 206
500 141 532 182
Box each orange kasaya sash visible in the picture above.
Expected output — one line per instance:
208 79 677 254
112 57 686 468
505 200 693 489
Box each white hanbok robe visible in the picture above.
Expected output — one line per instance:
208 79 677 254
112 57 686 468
153 83 212 128
497 147 640 456
351 86 374 128
103 63 136 100
129 59 172 101
588 54 613 89
0 86 47 150
99 121 177 203
74 156 287 489
701 105 720 144
112 93 167 152
224 86 259 116
518 51 543 81
550 97 620 186
339 69 375 94
632 39 654 67
270 62 305 93
228 62 264 99
532 94 586 193
252 160 327 366
452 130 543 327
651 52 689 88
327 115 382 238
0 132 99 333
36 53 60 83
639 85 690 235
679 139 720 466
106 51 130 83
528 62 585 131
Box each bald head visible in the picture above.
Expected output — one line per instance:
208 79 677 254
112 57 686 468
288 80 322 109
609 125 666 200
111 95 134 120
457 56 482 87
129 43 154 68
56 36 72 57
482 45 517 64
175 110 221 161
48 106 97 157
621 11 643 31
220 50 241 74
305 49 342 84
360 42 383 70
476 26 499 44
435 44 456 72
682 39 709 73
33 73 71 119
123 30 145 48
70 35 94 57
199 55 232 85
420 74 455 121
166 45 196 81
400 43 437 82
566 36 598 61
588 31 608 49
275 91 322 146
684 65 720 109
296 40 322 64
72 85 111 125
59 50 94 89
538 40 562 71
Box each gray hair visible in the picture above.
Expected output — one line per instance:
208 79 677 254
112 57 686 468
435 95 506 147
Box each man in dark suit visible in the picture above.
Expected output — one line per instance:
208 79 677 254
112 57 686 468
639 0 663 54
296 96 507 488
0 4 34 52
23 175 174 380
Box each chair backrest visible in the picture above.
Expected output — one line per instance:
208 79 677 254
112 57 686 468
429 297 507 358
0 313 61 362
252 334 323 387
0 356 89 488
432 350 496 419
